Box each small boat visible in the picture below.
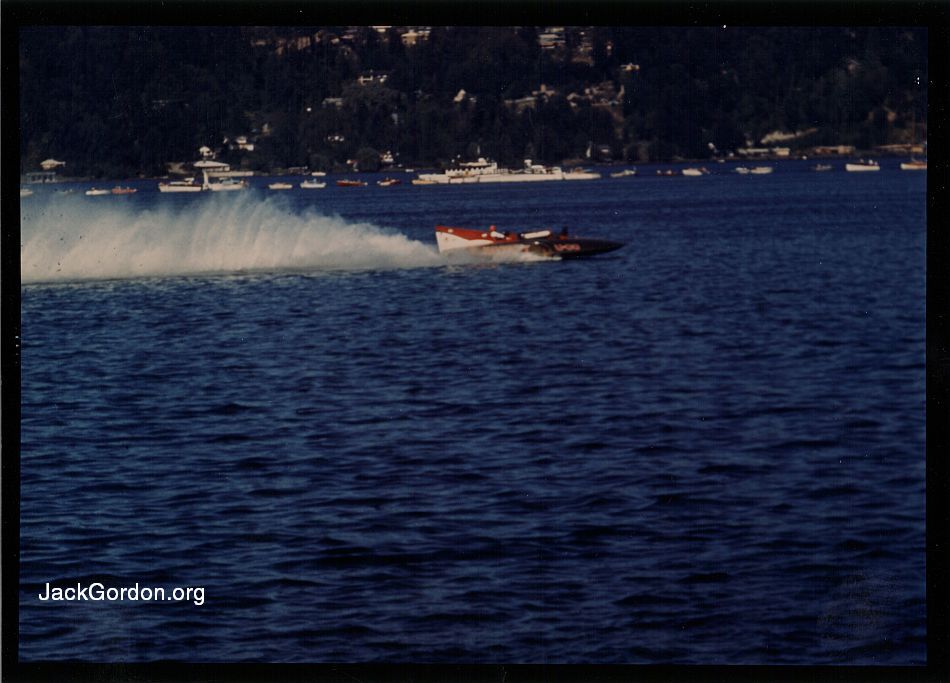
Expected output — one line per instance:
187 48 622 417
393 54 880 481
196 170 248 191
158 179 202 193
206 178 249 191
300 180 327 189
111 186 137 195
738 165 774 175
85 188 110 196
845 160 880 172
435 225 623 259
682 167 709 176
336 179 368 187
268 182 293 190
812 164 833 172
416 158 600 184
377 178 402 187
411 178 438 185
20 188 34 197
609 169 637 178
310 171 327 177
563 168 601 180
656 169 677 177
903 116 925 171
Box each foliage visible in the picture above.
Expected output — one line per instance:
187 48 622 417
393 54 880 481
19 26 927 177
354 146 381 172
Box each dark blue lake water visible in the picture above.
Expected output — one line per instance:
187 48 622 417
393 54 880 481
19 161 926 664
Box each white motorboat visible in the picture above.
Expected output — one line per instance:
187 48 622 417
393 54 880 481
158 179 202 193
206 178 248 191
902 116 926 171
300 180 327 189
563 168 602 180
268 182 293 190
201 170 248 191
900 159 927 171
845 160 880 172
416 158 601 184
681 167 709 176
609 169 638 178
85 188 110 196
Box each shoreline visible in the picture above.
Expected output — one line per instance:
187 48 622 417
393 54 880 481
18 151 922 185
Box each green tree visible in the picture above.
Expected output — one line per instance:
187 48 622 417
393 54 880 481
354 146 381 172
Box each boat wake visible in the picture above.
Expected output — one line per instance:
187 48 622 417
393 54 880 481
20 194 453 284
442 247 554 265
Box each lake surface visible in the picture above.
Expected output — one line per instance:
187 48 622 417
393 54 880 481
18 161 927 663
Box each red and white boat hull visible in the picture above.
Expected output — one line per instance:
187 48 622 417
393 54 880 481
435 227 496 252
435 225 623 259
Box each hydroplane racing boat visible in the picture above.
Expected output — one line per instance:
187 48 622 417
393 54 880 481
435 225 623 259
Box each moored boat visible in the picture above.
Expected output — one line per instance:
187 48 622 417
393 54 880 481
416 158 601 184
111 186 137 195
562 167 601 180
336 179 368 187
268 182 293 190
199 170 249 191
750 166 773 175
158 179 202 193
20 188 34 197
812 164 833 172
609 169 638 178
903 116 925 171
300 180 326 189
206 178 249 191
85 188 110 196
845 160 880 172
435 225 623 259
377 178 402 187
682 167 709 176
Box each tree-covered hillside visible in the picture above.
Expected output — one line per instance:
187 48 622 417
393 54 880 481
19 26 927 177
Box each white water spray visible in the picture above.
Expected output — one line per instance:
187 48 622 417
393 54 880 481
20 194 447 284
